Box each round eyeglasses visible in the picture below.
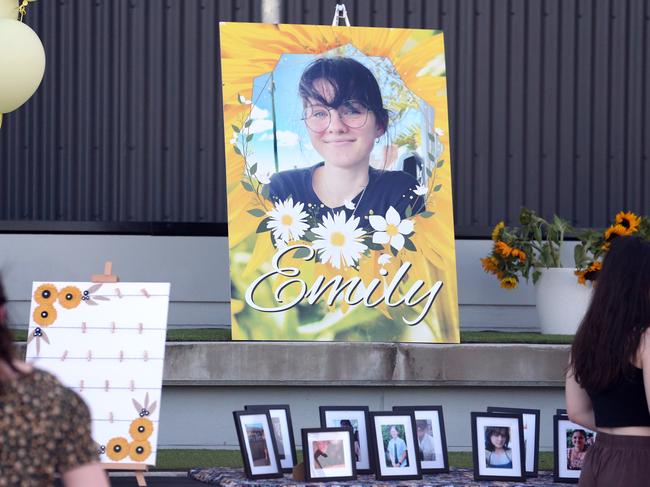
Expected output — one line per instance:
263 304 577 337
302 100 370 133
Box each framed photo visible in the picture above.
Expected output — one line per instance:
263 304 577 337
319 406 372 473
232 410 283 479
470 412 525 482
302 427 357 481
487 406 540 477
243 404 297 472
553 414 596 483
368 411 422 480
393 406 449 473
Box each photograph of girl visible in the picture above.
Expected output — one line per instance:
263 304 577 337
221 23 458 343
266 56 425 230
484 426 513 469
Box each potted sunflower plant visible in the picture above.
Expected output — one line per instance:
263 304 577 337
481 208 592 335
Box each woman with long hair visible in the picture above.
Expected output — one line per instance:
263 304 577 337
266 56 425 231
484 426 512 468
0 281 109 486
566 235 650 484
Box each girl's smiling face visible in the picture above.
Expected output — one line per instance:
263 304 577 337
305 79 384 171
490 431 506 449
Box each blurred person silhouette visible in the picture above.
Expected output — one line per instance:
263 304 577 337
0 280 109 486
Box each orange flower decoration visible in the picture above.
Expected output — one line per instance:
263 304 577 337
604 224 628 242
106 437 130 461
481 257 499 274
615 211 640 233
33 305 57 327
34 284 58 305
494 241 513 257
510 248 527 262
491 221 505 242
129 417 154 441
58 286 81 309
129 440 152 462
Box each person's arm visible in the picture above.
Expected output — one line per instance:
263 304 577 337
565 362 597 430
62 462 109 487
398 448 408 465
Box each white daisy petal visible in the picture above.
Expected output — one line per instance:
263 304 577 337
255 171 271 185
385 206 401 226
435 127 445 136
398 219 414 235
378 253 391 265
311 210 367 269
266 198 309 247
369 215 387 231
344 199 355 210
373 232 390 245
414 185 428 196
390 233 405 251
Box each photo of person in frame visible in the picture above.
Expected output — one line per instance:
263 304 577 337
383 424 409 468
265 56 426 231
338 419 360 461
271 417 285 460
245 423 271 467
566 429 589 470
484 426 513 469
416 419 436 461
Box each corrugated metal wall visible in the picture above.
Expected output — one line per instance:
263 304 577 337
1 0 648 236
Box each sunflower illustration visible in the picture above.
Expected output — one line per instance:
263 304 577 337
129 417 154 441
106 437 130 461
58 286 82 309
129 440 152 462
34 284 58 305
33 305 57 327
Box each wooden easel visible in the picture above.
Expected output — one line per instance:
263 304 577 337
91 261 119 283
102 463 148 487
92 262 148 485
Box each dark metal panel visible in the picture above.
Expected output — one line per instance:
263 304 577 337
1 0 649 237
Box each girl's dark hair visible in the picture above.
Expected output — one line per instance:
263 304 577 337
570 236 650 393
484 426 510 451
571 429 586 438
298 57 389 132
0 280 17 379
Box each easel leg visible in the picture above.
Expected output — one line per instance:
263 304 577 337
135 470 147 486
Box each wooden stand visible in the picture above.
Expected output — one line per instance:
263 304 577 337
102 463 148 486
91 261 119 283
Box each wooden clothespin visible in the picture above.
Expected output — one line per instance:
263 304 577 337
109 412 114 423
119 350 124 362
81 322 87 333
130 380 135 392
111 321 116 333
61 350 68 361
80 379 84 392
91 261 119 283
143 351 149 362
104 380 110 392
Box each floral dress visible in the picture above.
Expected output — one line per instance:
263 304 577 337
0 368 97 486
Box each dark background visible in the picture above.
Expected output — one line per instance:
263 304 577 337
1 0 648 236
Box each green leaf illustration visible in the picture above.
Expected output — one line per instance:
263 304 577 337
242 181 254 192
247 208 266 217
232 124 240 133
256 217 271 233
433 184 442 192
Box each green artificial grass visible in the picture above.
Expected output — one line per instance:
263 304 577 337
12 328 573 344
153 449 555 472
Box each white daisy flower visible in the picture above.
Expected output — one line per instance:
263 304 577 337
369 206 414 251
435 127 445 136
255 171 271 185
377 253 391 266
311 211 367 269
266 198 309 245
344 199 356 210
414 184 428 196
230 137 237 145
237 94 252 105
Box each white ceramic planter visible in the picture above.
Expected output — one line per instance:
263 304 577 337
535 267 592 335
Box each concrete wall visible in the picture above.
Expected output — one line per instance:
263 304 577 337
0 234 582 331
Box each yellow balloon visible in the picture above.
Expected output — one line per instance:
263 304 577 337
0 0 18 20
0 19 45 113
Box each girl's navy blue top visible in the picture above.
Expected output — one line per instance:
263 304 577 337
589 367 650 427
266 162 425 229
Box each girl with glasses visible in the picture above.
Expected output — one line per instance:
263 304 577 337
266 57 425 230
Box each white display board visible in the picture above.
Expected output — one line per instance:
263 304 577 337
25 282 170 466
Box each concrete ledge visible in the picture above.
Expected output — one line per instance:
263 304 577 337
162 342 570 387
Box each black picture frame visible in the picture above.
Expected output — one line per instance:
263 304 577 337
470 411 526 482
368 411 422 480
553 414 596 483
487 406 540 477
392 405 449 473
318 406 373 474
244 404 297 473
232 410 283 479
557 408 568 415
302 427 357 482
